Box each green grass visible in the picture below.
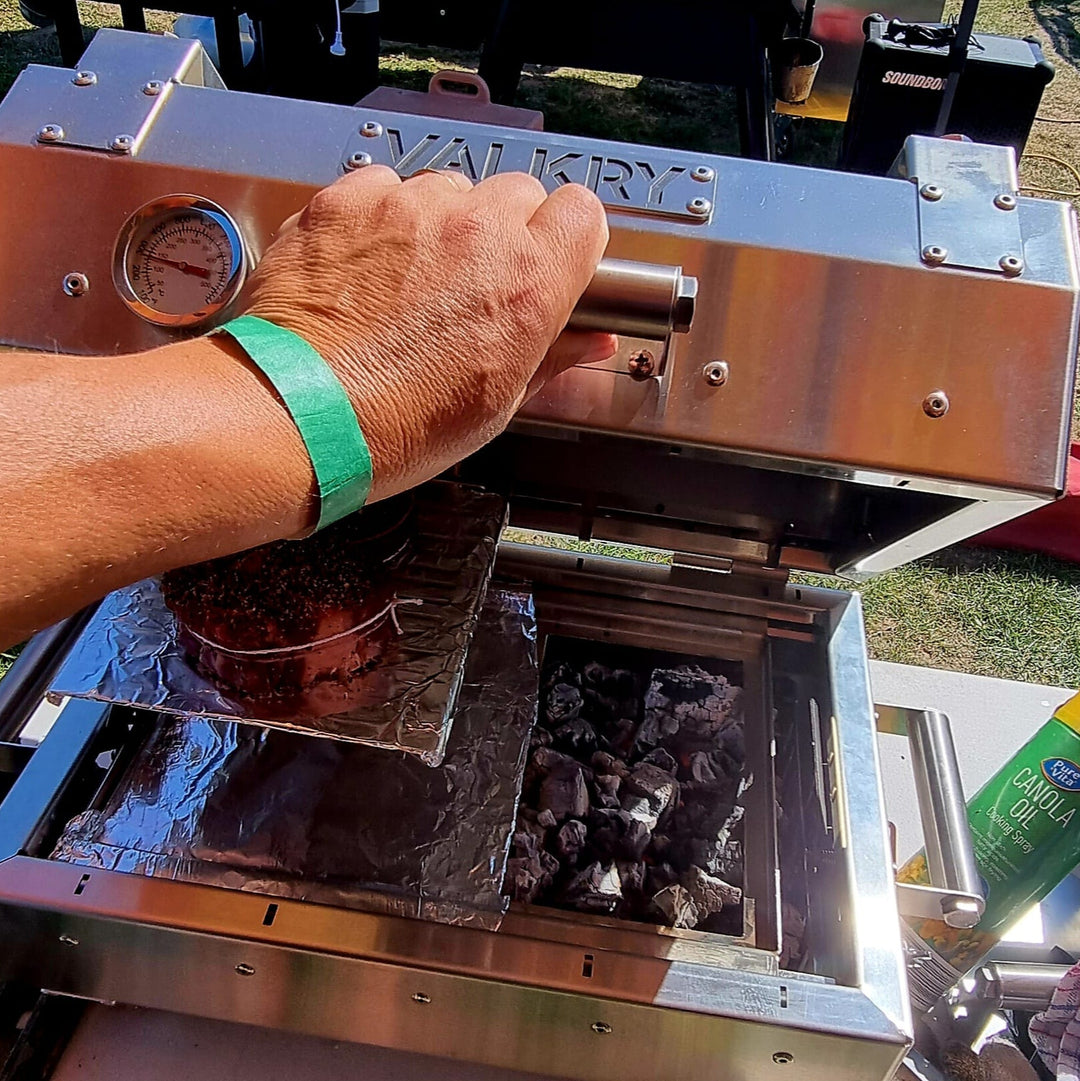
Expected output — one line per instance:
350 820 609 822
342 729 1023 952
0 1 1077 684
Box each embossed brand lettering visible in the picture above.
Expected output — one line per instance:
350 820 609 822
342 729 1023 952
384 129 690 210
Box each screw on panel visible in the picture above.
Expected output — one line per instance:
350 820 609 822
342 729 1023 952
703 360 729 386
234 963 256 976
110 133 135 154
411 992 431 1004
36 124 64 143
360 121 383 138
773 1052 794 1065
346 151 373 171
71 70 97 86
922 391 950 418
142 80 164 96
919 183 944 201
58 934 79 946
691 165 715 183
627 349 655 380
591 1022 613 1035
999 254 1024 276
921 245 948 266
686 196 712 218
994 193 1017 211
62 272 89 297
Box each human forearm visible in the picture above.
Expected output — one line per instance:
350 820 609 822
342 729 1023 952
0 335 314 647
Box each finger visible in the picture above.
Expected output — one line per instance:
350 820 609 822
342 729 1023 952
523 330 619 400
274 209 303 239
526 183 610 322
334 163 404 193
469 171 548 221
405 168 474 195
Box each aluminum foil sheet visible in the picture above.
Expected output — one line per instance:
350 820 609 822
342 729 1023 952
50 482 507 765
50 588 537 928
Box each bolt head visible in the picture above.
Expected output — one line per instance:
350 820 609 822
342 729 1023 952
921 244 948 266
142 79 164 96
920 183 944 201
923 390 950 418
999 254 1024 276
346 151 373 171
627 350 655 380
703 360 729 387
994 192 1017 211
62 272 89 297
234 963 255 976
110 133 135 153
773 1052 794 1065
360 121 383 138
36 124 64 143
411 992 431 1004
58 934 79 946
591 1021 613 1035
673 275 697 333
691 164 715 183
72 70 97 86
686 196 712 218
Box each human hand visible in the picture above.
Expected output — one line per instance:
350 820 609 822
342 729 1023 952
244 167 616 503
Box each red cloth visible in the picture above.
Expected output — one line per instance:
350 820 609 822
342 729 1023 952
973 443 1080 563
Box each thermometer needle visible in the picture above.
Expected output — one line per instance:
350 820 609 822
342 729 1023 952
148 254 211 279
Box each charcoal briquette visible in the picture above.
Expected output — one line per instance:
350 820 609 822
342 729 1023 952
563 861 622 914
538 764 590 821
537 808 557 830
651 884 700 929
555 819 589 862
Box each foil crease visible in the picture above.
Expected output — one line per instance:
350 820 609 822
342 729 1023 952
50 588 537 929
50 482 507 764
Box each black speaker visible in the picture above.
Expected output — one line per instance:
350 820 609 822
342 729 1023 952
840 15 1054 176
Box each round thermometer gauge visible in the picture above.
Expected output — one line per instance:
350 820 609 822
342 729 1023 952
114 196 247 327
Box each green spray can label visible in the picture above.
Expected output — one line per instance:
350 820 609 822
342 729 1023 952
899 694 1080 1012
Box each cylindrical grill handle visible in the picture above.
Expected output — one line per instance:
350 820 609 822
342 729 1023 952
908 709 984 919
977 962 1070 1011
568 258 697 340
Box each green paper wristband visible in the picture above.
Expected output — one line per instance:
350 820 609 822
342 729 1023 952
215 315 372 531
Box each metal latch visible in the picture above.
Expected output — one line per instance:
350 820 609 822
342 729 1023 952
875 704 986 928
895 135 1025 276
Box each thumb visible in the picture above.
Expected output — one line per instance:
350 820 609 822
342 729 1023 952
524 331 618 401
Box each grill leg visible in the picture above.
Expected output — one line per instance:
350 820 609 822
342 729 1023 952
119 0 146 32
478 0 525 104
52 0 85 66
736 26 776 161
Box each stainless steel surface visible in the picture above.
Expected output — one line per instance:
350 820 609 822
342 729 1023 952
0 563 913 1081
567 258 696 340
975 961 1069 1011
0 610 95 742
903 137 1025 275
775 0 946 122
875 705 984 928
0 32 1073 582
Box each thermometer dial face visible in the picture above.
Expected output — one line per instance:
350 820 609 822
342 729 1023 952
115 196 247 327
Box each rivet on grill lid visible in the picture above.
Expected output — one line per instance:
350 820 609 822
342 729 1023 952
235 963 256 976
591 1021 612 1035
72 70 97 87
412 992 431 1004
773 1052 794 1065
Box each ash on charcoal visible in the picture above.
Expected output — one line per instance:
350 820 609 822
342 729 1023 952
506 640 747 934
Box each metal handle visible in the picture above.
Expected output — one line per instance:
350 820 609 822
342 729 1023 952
876 704 985 928
974 961 1069 1011
568 258 697 340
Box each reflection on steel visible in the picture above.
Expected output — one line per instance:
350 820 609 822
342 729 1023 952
569 258 697 339
974 961 1069 1011
876 705 985 927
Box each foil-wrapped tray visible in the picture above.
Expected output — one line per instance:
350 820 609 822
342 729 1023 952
50 588 537 929
50 482 507 764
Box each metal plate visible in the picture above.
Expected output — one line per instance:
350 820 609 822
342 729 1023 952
344 118 718 222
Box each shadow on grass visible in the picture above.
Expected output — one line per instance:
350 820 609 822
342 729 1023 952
921 544 1080 584
0 24 64 96
1030 0 1080 70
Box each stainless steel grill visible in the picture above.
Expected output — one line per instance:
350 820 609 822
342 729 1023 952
0 28 1077 1081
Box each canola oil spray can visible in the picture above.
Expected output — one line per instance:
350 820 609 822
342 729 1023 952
899 691 1080 1013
